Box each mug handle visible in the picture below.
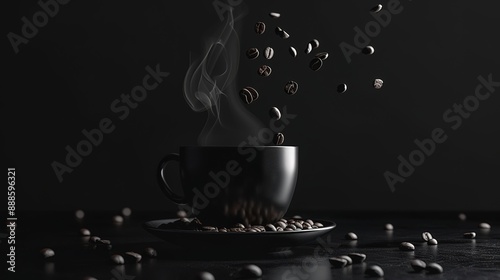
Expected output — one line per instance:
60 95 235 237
157 153 186 204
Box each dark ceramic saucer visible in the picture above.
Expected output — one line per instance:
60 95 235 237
143 218 335 253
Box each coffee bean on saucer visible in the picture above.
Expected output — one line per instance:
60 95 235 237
235 223 245 229
286 224 296 230
277 227 284 231
289 46 297 57
124 252 142 263
143 247 157 257
362 46 375 55
276 221 287 228
384 223 394 231
240 88 254 104
348 253 366 263
422 232 433 241
310 39 320 49
89 236 101 243
458 213 467 221
246 48 259 60
255 22 266 34
258 65 272 77
373 79 384 89
279 218 288 223
371 4 383 13
338 255 352 265
113 215 124 224
305 219 314 226
234 264 263 278
80 228 91 236
264 47 274 59
303 223 312 229
479 222 491 229
365 265 384 277
337 83 348 93
284 80 299 95
329 257 348 268
284 228 293 231
40 248 55 259
463 232 476 239
294 222 303 230
219 228 228 232
315 52 328 60
426 263 443 274
265 224 277 231
202 226 217 231
410 259 426 272
273 133 285 145
428 238 438 245
309 58 323 71
122 207 132 217
345 232 358 240
269 107 281 120
304 43 312 54
314 222 324 228
75 209 85 219
400 242 415 251
110 254 124 265
269 12 280 18
196 272 215 280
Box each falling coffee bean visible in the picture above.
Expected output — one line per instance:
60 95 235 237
348 253 366 263
122 207 132 217
177 210 187 218
373 78 384 89
245 86 259 101
240 88 254 104
196 272 215 280
426 263 444 274
365 265 384 277
337 83 348 93
310 39 320 49
304 43 312 54
345 232 358 240
458 213 467 221
246 48 259 60
124 252 142 263
289 46 297 57
75 209 85 219
269 107 281 120
309 58 323 71
410 259 427 272
274 133 285 145
264 47 274 59
400 242 415 251
40 248 55 259
110 254 125 265
80 228 91 236
371 4 383 13
422 232 433 241
315 52 328 60
255 22 266 34
284 80 299 95
384 223 394 231
362 45 375 55
143 247 157 257
329 257 348 268
428 238 438 245
479 222 491 229
233 264 263 278
269 12 280 18
258 65 272 77
464 232 476 239
113 215 124 224
338 255 353 265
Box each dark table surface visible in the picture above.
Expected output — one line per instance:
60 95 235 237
2 211 500 280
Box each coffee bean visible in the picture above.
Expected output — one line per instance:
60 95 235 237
89 236 101 243
305 219 314 226
410 259 426 272
294 222 303 229
264 47 274 59
196 272 215 280
365 265 384 277
240 88 254 104
80 228 91 236
180 217 190 223
269 12 280 18
286 224 296 230
303 223 312 229
309 58 323 71
202 226 217 231
422 232 433 241
426 263 443 274
289 46 297 57
110 254 124 265
284 228 293 231
255 22 266 34
219 228 227 232
315 52 328 60
384 223 394 231
362 46 375 55
75 209 85 219
345 232 358 240
265 224 277 232
329 257 347 268
277 227 284 231
121 207 132 217
245 86 259 101
281 30 290 39
314 222 323 228
276 221 287 228
338 255 352 265
310 39 320 49
348 253 366 263
246 48 259 60
234 264 262 278
113 215 124 224
371 4 383 13
275 26 290 39
373 78 384 89
40 248 55 258
258 65 272 77
458 213 467 221
463 232 476 239
428 238 438 245
273 133 285 145
304 43 312 54
337 83 348 93
269 107 281 120
144 247 157 257
177 210 187 218
235 223 245 229
279 218 287 223
284 81 299 95
400 242 415 251
479 222 491 229
124 252 142 263
96 239 111 245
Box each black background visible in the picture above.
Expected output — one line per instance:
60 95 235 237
2 0 500 212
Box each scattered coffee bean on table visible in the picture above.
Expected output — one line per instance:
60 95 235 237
410 259 427 272
400 242 415 251
196 271 215 280
255 22 266 34
110 254 124 265
362 46 375 55
373 78 384 89
458 213 467 221
422 232 433 241
348 253 366 263
428 238 438 245
245 86 259 101
337 83 348 93
284 81 299 95
143 247 157 257
80 228 91 236
365 265 384 277
274 133 285 145
122 207 132 217
113 215 124 224
310 39 320 49
329 257 348 268
304 43 312 54
289 46 297 57
315 52 328 60
269 12 280 18
464 232 476 239
258 65 272 77
384 223 394 231
240 88 254 104
338 255 353 265
75 209 85 219
234 264 263 278
345 232 358 240
371 4 383 13
426 263 443 274
269 107 281 120
309 58 323 71
40 248 55 259
246 48 259 59
275 26 290 39
264 47 274 59
479 222 491 229
124 252 142 263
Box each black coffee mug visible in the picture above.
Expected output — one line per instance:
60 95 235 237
158 146 298 226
